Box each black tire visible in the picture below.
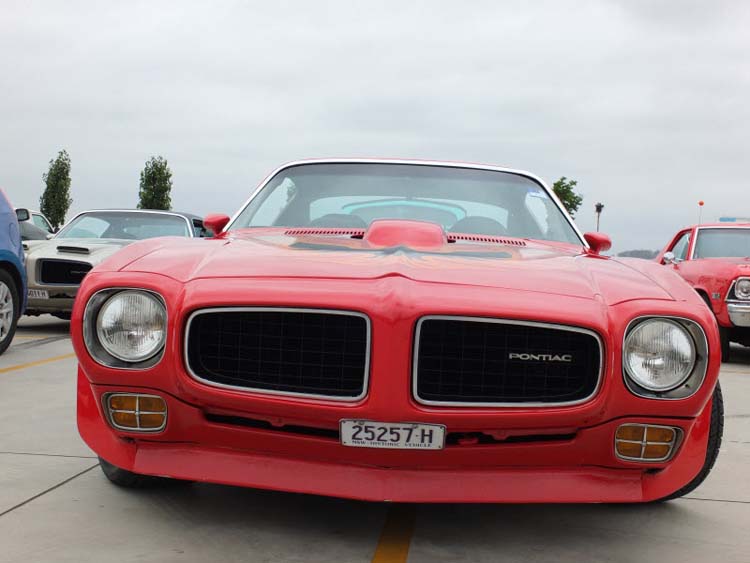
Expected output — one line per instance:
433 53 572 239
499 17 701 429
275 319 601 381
719 327 732 363
99 457 192 488
696 292 730 363
657 382 724 502
99 457 157 488
0 269 20 356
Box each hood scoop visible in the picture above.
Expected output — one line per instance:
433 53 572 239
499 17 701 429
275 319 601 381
56 245 91 255
363 220 446 249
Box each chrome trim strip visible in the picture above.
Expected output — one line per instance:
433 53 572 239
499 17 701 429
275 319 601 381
621 316 709 400
613 423 683 463
225 159 587 247
83 287 168 371
102 393 168 433
184 307 372 402
412 315 604 407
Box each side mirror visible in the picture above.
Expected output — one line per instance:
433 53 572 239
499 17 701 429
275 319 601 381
663 251 677 265
15 208 30 222
203 213 231 236
583 232 612 255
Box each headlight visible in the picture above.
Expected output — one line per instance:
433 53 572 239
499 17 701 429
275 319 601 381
95 290 167 362
624 319 696 392
735 278 750 300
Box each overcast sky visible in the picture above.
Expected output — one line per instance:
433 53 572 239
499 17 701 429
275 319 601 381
1 0 747 251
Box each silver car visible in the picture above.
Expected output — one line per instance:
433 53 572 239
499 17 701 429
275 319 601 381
24 209 208 318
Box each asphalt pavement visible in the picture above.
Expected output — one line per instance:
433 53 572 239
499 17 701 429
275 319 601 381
1 315 749 563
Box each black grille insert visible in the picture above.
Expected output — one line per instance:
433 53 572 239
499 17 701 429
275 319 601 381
186 309 369 399
415 317 602 405
39 259 92 285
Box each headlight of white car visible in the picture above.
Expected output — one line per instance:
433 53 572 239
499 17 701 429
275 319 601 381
84 289 167 368
624 318 696 392
734 278 750 300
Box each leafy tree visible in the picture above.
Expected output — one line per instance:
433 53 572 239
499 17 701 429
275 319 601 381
39 150 73 229
138 156 173 210
552 176 583 218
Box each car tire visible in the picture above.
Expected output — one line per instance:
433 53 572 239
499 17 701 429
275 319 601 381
719 327 732 363
0 270 20 356
99 457 192 488
656 382 724 502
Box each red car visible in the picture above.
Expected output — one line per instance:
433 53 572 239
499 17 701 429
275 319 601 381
658 223 750 361
73 160 723 503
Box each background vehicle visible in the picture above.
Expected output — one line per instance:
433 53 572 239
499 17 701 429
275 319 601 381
0 192 27 354
658 223 750 361
20 221 52 241
15 208 54 234
24 209 207 319
73 160 722 503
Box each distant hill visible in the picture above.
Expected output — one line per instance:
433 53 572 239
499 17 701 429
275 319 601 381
617 249 659 260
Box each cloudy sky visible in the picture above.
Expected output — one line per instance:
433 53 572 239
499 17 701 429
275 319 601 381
1 0 747 251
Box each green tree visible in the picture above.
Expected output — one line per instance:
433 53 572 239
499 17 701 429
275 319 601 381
138 156 173 210
552 176 583 218
39 149 73 229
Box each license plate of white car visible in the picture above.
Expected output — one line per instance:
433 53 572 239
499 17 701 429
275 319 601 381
27 289 49 300
340 420 445 450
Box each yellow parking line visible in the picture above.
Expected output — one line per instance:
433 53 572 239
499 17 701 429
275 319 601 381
0 353 76 374
371 504 415 563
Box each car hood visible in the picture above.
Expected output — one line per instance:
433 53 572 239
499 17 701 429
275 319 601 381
25 238 134 263
111 230 676 306
692 257 750 279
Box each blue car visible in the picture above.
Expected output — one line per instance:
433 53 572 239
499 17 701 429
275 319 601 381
0 191 26 355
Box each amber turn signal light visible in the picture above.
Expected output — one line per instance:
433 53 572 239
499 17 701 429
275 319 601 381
614 423 680 462
105 393 167 432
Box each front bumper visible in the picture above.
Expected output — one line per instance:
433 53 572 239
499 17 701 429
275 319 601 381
25 283 77 315
728 302 750 327
77 371 714 503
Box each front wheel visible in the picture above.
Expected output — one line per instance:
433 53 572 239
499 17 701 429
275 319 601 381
657 382 724 502
98 457 191 488
719 327 732 363
0 270 20 356
99 457 156 488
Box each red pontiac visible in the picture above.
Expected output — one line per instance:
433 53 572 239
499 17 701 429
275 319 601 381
658 223 750 361
72 160 723 503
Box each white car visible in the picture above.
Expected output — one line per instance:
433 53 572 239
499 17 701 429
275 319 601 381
15 208 55 235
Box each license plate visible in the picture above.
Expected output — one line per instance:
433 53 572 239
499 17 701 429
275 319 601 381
27 289 49 300
340 420 445 450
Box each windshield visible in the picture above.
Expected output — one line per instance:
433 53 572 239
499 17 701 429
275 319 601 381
694 228 750 259
56 211 191 240
231 163 581 244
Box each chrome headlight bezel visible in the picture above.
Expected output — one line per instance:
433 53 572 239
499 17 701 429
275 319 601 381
83 288 167 370
729 277 750 301
622 316 708 400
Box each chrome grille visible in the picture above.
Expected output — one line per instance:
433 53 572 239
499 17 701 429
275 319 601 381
39 259 92 285
185 308 370 400
414 316 602 406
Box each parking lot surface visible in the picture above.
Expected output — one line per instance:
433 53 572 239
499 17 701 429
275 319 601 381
1 316 749 563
